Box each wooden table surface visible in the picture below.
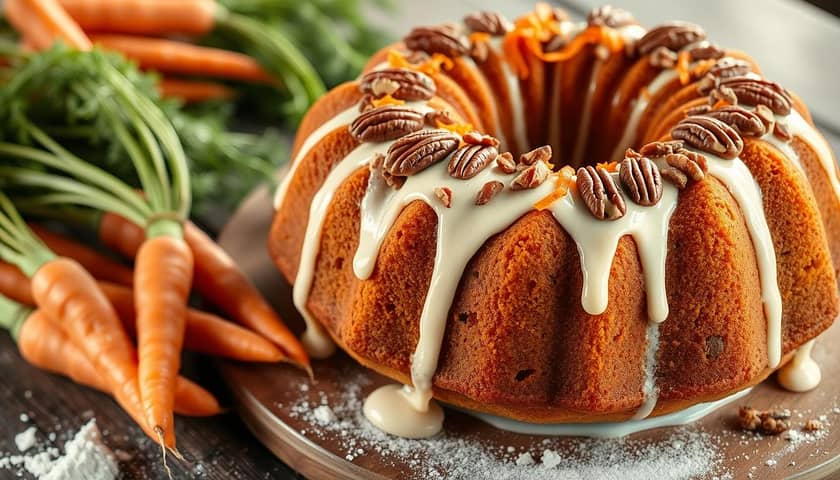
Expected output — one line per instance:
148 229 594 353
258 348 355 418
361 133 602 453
1 1 839 479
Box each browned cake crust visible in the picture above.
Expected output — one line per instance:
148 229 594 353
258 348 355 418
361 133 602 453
268 8 840 423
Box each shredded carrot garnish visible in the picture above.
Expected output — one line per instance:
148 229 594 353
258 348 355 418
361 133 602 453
540 26 623 62
640 87 651 101
388 50 412 69
676 51 691 85
387 49 453 76
711 99 730 109
437 121 473 136
469 32 491 44
596 161 618 172
534 166 576 210
372 94 406 108
690 59 716 79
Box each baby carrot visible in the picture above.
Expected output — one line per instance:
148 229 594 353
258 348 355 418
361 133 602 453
90 34 274 84
0 259 282 362
98 213 309 368
4 0 55 50
29 223 134 286
57 0 217 36
157 78 236 103
18 309 221 416
22 0 92 50
134 234 193 448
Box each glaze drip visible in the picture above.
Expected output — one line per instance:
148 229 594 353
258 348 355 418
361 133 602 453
778 340 821 392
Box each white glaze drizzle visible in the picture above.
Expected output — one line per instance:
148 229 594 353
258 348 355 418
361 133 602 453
546 164 678 322
273 106 361 209
702 152 783 368
777 339 821 392
465 387 751 438
633 322 660 420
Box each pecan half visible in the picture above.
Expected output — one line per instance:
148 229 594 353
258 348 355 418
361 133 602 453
519 145 552 166
404 25 470 57
370 153 405 189
718 77 792 115
434 186 453 208
671 116 743 159
755 104 776 133
666 150 707 181
384 130 460 176
774 122 792 141
577 166 626 220
688 43 725 61
475 180 504 205
639 140 684 157
448 144 499 179
349 106 425 142
635 22 706 56
686 104 712 116
463 131 500 147
359 68 436 101
703 106 766 137
587 5 635 28
511 160 551 190
496 152 516 174
463 11 512 35
619 156 663 206
660 166 688 189
709 85 737 106
706 57 752 80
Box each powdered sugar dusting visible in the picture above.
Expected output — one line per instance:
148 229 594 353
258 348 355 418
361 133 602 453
284 371 727 479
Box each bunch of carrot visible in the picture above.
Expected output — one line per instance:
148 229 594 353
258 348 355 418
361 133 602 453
3 0 324 109
0 13 310 464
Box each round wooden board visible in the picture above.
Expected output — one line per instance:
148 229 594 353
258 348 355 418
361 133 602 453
217 185 840 480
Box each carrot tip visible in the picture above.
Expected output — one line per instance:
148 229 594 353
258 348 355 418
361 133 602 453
156 428 175 480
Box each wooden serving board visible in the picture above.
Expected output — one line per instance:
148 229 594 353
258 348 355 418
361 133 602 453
217 186 840 480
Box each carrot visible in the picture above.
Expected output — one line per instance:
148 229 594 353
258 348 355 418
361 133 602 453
98 213 309 368
134 234 193 447
90 34 274 84
99 282 284 362
23 0 92 50
4 0 55 51
27 257 168 445
18 309 221 416
157 78 235 103
29 223 134 286
0 259 283 362
57 0 217 36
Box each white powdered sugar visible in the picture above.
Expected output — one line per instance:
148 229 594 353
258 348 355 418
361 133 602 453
1 419 118 480
284 371 732 480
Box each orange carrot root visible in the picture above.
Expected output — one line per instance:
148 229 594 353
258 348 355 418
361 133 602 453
157 78 236 103
23 0 92 50
57 0 217 36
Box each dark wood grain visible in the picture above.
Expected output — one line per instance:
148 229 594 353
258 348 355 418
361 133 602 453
0 327 303 479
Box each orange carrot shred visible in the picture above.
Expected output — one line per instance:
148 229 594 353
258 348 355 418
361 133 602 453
677 50 691 85
371 94 406 108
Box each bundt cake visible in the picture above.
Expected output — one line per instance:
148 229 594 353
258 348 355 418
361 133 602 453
268 4 840 437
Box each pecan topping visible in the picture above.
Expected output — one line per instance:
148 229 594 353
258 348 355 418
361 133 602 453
360 68 436 101
384 130 460 176
463 11 512 35
639 140 684 157
755 104 776 133
671 116 743 159
718 77 792 115
649 46 677 69
688 44 725 61
424 110 456 127
666 150 707 181
576 166 626 220
475 180 504 205
511 160 551 190
774 122 792 141
448 143 499 179
370 153 405 189
660 167 688 189
463 131 500 147
404 24 470 57
709 85 737 106
804 419 823 432
739 406 790 435
686 104 712 116
706 57 752 79
496 152 516 174
635 22 706 56
434 186 453 208
619 156 663 206
349 106 425 142
519 145 552 166
358 94 375 112
587 5 635 28
703 106 766 137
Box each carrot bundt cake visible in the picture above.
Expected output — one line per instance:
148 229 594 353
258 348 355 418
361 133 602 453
269 4 840 438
